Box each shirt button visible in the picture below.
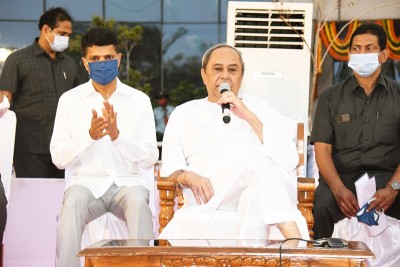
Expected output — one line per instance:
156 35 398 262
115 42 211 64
366 100 370 104
364 118 369 122
364 136 369 140
362 153 366 157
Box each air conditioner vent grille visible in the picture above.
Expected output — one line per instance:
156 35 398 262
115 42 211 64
234 8 306 49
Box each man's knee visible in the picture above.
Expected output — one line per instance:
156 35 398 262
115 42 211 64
313 185 338 219
126 193 150 211
121 186 150 208
62 185 92 210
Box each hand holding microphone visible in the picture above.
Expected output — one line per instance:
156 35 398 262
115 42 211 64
219 82 231 124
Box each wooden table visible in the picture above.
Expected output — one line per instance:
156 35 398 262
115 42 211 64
79 239 374 267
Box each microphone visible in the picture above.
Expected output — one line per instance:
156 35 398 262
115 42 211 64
219 82 231 124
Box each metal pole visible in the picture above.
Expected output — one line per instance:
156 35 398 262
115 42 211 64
160 0 164 93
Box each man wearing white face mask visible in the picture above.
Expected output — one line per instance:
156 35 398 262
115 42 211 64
0 7 82 178
311 23 400 239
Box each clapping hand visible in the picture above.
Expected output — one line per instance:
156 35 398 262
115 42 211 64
89 101 119 141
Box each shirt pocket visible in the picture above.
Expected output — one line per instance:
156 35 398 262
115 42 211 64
374 116 400 145
333 120 359 149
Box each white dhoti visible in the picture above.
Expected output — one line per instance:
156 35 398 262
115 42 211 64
159 149 308 240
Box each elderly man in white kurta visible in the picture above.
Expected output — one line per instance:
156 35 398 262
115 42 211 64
159 44 309 243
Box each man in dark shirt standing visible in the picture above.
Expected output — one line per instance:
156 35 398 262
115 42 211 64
310 23 400 239
0 7 82 178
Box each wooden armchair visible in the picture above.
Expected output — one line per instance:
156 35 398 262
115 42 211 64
157 122 315 239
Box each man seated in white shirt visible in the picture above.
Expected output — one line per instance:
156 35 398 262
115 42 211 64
158 44 308 246
50 28 158 267
0 90 10 245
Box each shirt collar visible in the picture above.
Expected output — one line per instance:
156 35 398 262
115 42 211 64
82 77 129 97
375 74 389 91
347 73 389 95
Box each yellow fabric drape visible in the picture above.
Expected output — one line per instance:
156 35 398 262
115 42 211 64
383 20 400 59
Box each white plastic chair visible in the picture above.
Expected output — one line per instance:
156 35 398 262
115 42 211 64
81 167 157 244
79 168 158 266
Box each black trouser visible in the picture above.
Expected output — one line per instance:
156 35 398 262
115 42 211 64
313 171 400 239
0 175 7 243
13 152 64 178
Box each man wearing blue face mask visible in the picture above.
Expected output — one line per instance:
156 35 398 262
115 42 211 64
50 28 158 267
311 23 400 239
0 7 82 178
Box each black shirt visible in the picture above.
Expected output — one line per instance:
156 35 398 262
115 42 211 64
0 38 82 153
310 74 400 174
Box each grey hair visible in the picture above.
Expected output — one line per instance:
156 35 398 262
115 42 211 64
201 43 245 74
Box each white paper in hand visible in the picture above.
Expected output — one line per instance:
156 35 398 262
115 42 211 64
355 173 389 236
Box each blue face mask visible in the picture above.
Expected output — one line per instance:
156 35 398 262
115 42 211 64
88 59 119 85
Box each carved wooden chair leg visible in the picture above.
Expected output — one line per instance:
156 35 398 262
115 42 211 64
297 177 315 239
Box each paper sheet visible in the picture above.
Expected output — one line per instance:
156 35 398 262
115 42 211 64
355 173 389 236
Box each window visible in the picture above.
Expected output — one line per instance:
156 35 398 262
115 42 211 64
164 0 218 23
0 22 38 49
46 0 103 21
106 0 161 22
0 0 43 20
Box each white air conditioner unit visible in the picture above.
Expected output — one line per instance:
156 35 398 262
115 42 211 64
227 1 313 175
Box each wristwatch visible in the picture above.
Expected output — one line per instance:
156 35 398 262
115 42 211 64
390 180 400 191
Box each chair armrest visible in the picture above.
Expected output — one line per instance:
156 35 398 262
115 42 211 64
157 176 184 234
157 177 177 234
297 177 315 239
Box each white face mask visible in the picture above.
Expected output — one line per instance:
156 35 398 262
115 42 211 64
47 30 69 52
348 53 381 77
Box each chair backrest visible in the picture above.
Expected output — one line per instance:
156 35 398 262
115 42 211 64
0 110 17 201
296 122 305 177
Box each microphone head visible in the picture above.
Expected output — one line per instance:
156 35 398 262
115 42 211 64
223 115 231 124
219 82 231 93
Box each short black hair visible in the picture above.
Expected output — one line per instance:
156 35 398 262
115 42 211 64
38 7 72 30
349 23 387 51
155 91 169 99
81 28 118 56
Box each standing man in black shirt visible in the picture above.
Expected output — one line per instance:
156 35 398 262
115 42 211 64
310 23 400 239
0 7 82 178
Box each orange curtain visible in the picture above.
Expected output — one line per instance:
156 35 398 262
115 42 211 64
319 19 400 61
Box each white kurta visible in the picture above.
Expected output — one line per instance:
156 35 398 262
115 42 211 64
159 95 308 240
50 78 159 198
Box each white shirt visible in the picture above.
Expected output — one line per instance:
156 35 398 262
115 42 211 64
0 95 10 117
161 95 298 177
50 78 159 198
